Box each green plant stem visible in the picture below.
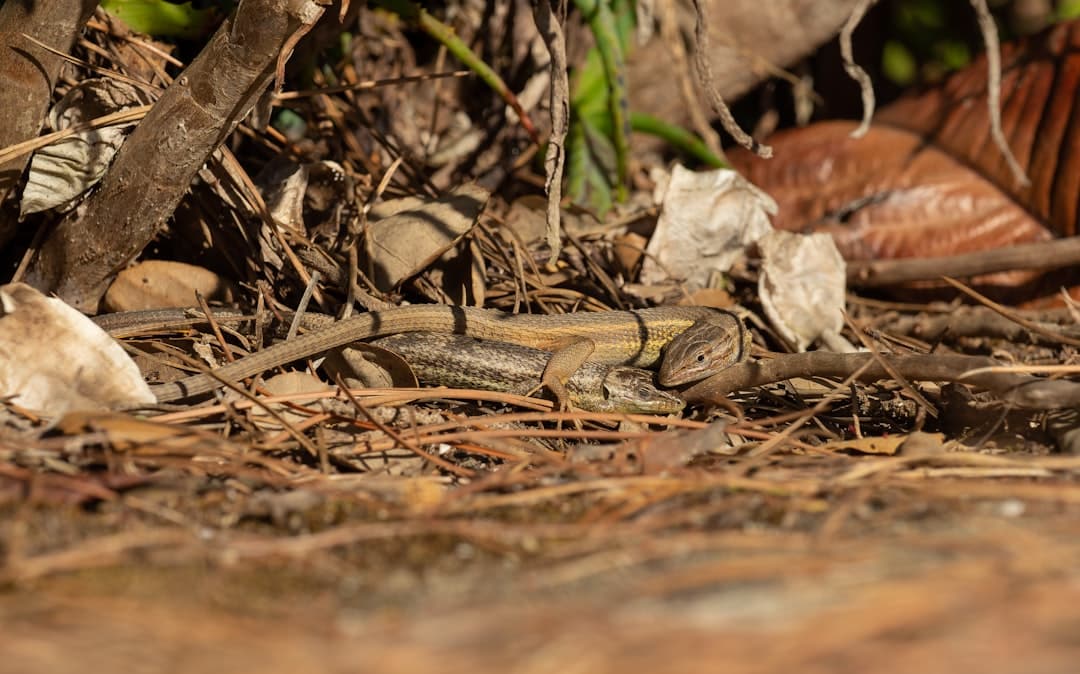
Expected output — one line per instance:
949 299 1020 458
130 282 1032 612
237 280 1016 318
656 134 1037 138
630 112 727 168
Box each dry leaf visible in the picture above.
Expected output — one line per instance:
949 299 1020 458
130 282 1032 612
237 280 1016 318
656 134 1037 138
56 411 220 452
681 287 736 309
729 21 1080 300
367 183 489 291
758 230 846 352
248 372 335 428
321 342 418 389
503 196 549 244
257 159 351 241
0 283 154 415
732 122 1049 278
642 164 775 289
258 159 309 232
21 79 152 215
824 435 906 456
612 232 647 278
425 236 487 307
103 260 237 311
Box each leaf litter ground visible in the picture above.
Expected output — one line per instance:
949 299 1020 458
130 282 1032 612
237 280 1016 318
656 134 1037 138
4 9 1080 673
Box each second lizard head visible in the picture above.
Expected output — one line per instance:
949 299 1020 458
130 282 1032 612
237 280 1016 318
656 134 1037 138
658 311 750 387
599 367 685 414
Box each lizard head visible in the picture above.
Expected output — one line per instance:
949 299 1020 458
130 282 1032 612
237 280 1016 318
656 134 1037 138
658 311 750 387
602 368 685 414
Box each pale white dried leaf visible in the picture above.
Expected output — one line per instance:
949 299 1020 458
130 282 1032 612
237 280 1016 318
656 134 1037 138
758 230 847 352
642 164 776 289
259 160 310 231
21 79 151 215
0 283 154 416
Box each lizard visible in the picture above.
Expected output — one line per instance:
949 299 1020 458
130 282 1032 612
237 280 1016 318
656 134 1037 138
98 305 750 405
371 332 685 414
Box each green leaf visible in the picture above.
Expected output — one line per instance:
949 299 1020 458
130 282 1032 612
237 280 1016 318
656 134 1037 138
565 113 615 215
630 113 726 169
934 39 972 71
1056 0 1080 20
100 0 220 39
882 40 917 85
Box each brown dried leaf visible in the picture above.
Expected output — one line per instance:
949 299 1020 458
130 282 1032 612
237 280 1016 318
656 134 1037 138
103 260 238 312
732 121 1051 265
367 183 489 291
320 341 418 390
503 196 548 245
876 19 1080 234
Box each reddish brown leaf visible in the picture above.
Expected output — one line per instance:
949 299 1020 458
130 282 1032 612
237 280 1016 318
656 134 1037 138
733 121 1052 262
729 20 1080 297
876 20 1080 233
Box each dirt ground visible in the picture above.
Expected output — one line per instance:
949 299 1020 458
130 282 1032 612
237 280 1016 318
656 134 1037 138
4 435 1080 674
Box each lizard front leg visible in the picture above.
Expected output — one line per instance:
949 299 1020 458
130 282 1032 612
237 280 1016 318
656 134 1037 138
531 337 596 411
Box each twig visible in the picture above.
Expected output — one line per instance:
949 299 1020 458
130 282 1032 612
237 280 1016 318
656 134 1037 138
531 0 570 263
681 351 1077 410
879 305 1080 344
941 276 1080 348
688 0 771 158
658 0 722 156
287 270 320 341
746 355 877 459
969 0 1030 186
194 293 236 363
274 70 470 100
0 106 150 166
839 0 878 138
848 236 1080 286
846 311 938 418
335 374 474 478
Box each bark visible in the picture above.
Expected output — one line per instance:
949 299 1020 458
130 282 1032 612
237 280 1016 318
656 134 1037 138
24 0 324 312
0 0 99 238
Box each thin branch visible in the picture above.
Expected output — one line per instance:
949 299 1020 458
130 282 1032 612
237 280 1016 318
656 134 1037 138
941 276 1080 348
847 235 1080 286
969 0 1030 186
839 0 878 138
531 0 570 262
688 0 771 157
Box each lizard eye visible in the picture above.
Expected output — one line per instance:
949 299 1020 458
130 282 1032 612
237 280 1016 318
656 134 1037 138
696 353 706 362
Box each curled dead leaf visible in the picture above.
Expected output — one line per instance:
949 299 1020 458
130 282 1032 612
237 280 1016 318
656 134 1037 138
758 230 846 352
642 164 775 289
0 283 154 416
21 78 153 215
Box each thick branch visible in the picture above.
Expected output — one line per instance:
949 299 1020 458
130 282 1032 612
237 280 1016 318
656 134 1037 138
683 352 1077 411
